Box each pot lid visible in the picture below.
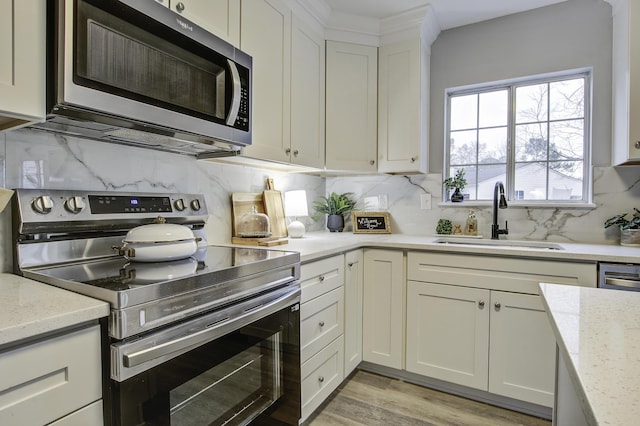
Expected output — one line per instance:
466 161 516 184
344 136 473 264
124 222 195 243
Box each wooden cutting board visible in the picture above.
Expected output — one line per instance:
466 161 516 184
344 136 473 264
263 190 288 238
263 178 288 238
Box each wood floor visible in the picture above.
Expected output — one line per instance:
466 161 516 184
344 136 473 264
307 370 552 426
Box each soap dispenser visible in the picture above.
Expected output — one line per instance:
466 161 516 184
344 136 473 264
465 210 478 236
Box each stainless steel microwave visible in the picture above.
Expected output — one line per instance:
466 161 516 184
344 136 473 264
33 0 252 156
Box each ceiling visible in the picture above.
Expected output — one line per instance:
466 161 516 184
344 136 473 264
324 0 568 30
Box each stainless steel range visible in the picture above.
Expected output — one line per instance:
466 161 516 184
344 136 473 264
12 189 301 426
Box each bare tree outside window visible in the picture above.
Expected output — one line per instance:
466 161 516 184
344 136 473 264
446 71 589 203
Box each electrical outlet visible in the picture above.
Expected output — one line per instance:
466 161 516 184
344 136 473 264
378 194 388 210
420 193 432 210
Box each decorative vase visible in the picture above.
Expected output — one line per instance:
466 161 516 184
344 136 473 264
327 214 345 232
450 188 464 202
620 228 640 246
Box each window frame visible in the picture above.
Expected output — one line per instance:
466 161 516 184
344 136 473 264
443 68 593 207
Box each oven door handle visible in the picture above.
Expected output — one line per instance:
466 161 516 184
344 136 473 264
604 277 640 290
121 287 299 369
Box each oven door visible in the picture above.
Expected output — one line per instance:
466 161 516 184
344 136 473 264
106 286 300 426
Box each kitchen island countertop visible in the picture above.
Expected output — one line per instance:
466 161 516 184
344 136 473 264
0 273 109 348
539 283 640 426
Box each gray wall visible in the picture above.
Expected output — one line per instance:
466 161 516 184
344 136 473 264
429 0 613 172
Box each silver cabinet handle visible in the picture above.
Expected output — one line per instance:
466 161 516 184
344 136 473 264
318 376 325 383
635 141 640 149
319 275 325 282
410 157 416 163
319 321 325 327
348 262 354 267
494 302 501 310
293 149 299 157
369 160 375 166
285 148 291 155
478 300 485 308
175 2 185 12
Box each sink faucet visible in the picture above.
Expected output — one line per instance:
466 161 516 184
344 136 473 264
491 181 509 240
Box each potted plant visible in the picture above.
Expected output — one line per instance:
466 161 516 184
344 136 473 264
443 169 467 202
604 208 640 246
312 192 356 232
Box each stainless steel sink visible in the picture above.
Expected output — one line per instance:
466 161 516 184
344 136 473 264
433 237 564 250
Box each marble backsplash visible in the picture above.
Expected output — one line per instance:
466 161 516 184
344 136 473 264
1 127 639 274
327 166 640 245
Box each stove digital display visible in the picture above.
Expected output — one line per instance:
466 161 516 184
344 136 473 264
88 195 173 214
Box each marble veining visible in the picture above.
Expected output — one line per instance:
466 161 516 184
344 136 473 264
539 284 640 426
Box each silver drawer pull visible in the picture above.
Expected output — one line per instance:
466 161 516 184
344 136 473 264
318 376 325 383
319 275 325 282
494 302 501 310
478 300 485 308
319 321 325 327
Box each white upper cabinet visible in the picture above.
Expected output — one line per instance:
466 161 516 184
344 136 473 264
325 41 378 172
159 0 240 46
377 38 429 174
611 0 640 165
240 0 292 164
0 0 46 131
239 0 325 168
290 16 326 168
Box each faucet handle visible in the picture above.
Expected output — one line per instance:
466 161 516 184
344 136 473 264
503 220 509 235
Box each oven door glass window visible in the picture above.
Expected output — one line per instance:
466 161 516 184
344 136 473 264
169 333 282 425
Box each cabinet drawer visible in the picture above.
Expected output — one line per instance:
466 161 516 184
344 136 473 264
0 325 102 425
301 255 344 303
301 335 344 422
408 251 596 294
49 400 103 426
301 287 344 363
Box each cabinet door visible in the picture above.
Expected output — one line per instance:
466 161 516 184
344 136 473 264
325 41 378 172
0 0 45 130
489 291 555 407
240 0 291 163
362 249 404 369
290 16 325 168
612 0 640 164
344 249 363 376
378 38 428 174
169 0 240 46
406 281 490 390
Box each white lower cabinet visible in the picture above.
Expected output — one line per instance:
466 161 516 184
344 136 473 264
0 324 103 425
406 281 490 390
488 290 557 407
344 249 364 377
406 251 596 408
362 249 405 369
299 255 345 422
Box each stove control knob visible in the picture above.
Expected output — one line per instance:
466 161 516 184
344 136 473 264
32 195 54 214
64 196 86 214
190 199 201 211
174 199 186 211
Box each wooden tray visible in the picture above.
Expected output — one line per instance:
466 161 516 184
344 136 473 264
231 236 288 246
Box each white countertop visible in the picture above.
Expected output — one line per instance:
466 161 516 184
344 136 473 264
539 283 640 426
276 231 640 264
0 273 109 348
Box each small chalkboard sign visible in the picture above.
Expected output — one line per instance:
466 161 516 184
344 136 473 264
352 212 391 234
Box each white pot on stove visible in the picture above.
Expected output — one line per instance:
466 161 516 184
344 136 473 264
113 218 200 262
